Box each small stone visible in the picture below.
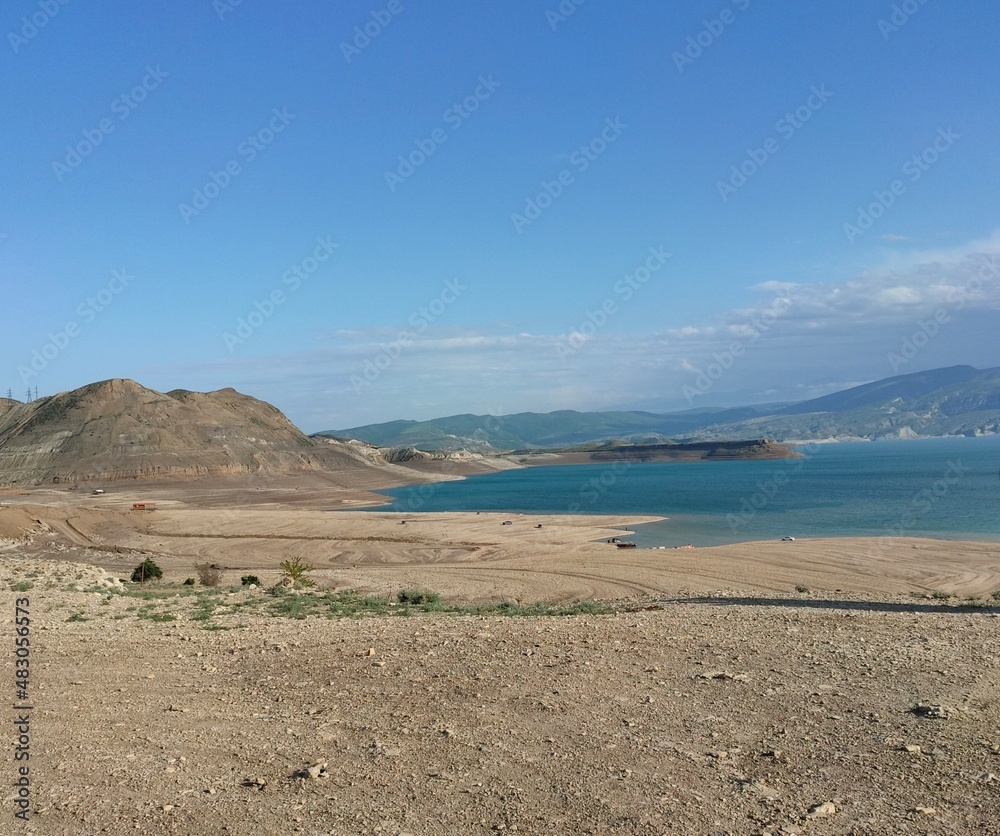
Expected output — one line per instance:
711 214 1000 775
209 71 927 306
366 647 376 657
913 807 936 815
911 703 949 719
904 744 922 754
807 801 836 818
302 762 328 780
746 781 781 799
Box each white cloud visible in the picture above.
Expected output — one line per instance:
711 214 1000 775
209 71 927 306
875 286 922 305
138 233 1000 427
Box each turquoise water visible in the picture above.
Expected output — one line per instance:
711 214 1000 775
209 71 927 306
368 438 1000 546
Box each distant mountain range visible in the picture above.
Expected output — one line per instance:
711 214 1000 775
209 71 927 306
321 365 1000 450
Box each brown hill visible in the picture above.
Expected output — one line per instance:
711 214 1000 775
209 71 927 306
0 379 403 486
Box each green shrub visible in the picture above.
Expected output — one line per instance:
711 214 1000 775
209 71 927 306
131 559 163 584
278 557 315 588
241 574 262 587
183 578 196 586
397 588 441 605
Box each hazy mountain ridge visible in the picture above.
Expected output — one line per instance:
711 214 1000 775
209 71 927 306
700 365 1000 441
323 365 1000 449
318 406 777 452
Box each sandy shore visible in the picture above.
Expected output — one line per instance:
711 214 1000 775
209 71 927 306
2 480 999 599
2 484 999 834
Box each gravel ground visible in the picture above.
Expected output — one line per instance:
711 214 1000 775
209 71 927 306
4 557 1000 835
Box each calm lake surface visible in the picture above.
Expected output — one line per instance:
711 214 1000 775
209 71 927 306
367 438 1000 547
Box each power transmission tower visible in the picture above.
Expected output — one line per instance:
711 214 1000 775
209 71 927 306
25 388 32 403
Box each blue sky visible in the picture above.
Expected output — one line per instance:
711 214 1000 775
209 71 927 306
3 0 999 431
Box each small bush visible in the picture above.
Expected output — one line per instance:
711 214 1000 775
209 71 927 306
278 557 315 588
992 590 1000 601
241 574 262 587
183 578 196 586
131 559 163 584
794 584 810 593
931 589 951 600
196 563 223 587
397 588 441 605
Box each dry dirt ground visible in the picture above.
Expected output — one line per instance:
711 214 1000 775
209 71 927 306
2 480 1000 835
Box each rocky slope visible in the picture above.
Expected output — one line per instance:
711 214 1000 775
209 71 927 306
0 379 402 486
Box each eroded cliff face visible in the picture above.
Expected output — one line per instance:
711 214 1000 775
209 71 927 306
0 379 394 485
